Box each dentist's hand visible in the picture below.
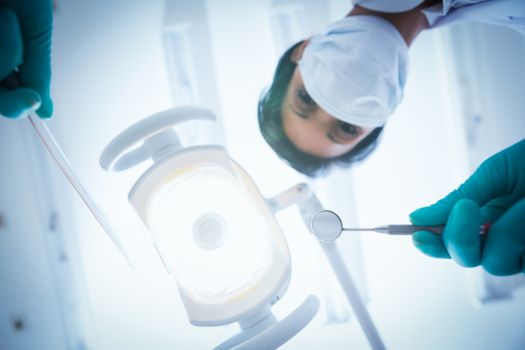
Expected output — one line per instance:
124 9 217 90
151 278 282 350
0 0 53 119
409 139 525 276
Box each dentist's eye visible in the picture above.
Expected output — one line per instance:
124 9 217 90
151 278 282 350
297 88 315 107
337 121 358 136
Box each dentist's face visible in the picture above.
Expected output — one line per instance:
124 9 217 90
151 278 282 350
282 67 374 158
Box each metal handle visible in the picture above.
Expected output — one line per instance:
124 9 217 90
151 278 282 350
379 224 445 235
377 224 488 236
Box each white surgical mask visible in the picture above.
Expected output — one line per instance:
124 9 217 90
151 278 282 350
299 15 408 127
352 0 424 13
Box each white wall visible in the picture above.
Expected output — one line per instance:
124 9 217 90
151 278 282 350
0 122 74 350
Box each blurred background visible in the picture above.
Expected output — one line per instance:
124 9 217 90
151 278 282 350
1 0 524 349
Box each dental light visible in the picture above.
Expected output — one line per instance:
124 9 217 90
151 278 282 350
100 107 319 349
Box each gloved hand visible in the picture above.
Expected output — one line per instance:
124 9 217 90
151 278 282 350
409 139 525 276
0 0 53 119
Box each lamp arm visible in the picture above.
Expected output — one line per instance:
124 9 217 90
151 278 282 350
268 183 386 350
318 241 386 350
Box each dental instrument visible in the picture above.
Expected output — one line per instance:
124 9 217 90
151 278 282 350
2 71 132 265
273 185 386 350
312 209 489 242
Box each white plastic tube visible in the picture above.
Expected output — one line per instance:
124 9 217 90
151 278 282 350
318 240 386 350
270 183 386 349
28 115 132 266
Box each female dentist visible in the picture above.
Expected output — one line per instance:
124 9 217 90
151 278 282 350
258 0 525 276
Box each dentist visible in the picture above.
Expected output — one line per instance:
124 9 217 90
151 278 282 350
258 0 525 275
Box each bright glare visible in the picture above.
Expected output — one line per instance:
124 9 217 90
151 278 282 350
147 166 276 303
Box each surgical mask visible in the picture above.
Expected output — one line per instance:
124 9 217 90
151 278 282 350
299 15 408 128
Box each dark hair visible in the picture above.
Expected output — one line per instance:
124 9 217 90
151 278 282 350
258 41 384 178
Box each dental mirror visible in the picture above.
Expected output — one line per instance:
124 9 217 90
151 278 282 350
311 210 343 242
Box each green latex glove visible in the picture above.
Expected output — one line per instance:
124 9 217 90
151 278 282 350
410 139 525 276
0 0 53 119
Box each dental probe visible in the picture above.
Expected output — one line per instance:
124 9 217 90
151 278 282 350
2 71 133 267
312 210 489 242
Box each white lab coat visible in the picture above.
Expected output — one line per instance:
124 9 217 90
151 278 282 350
353 0 525 35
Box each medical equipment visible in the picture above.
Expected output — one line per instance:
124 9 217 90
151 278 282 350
1 72 131 265
312 209 489 242
100 106 320 349
272 185 386 350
